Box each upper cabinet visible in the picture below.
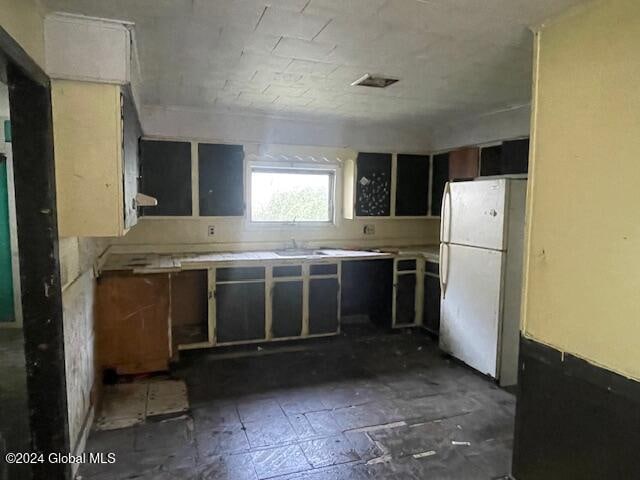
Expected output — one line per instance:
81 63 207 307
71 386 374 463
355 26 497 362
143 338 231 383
355 153 392 216
449 147 480 181
480 139 529 176
351 152 431 219
198 143 244 216
396 154 430 217
430 153 450 217
52 80 142 237
139 140 192 216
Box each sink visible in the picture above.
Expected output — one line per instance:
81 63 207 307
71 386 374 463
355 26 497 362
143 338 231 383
275 249 326 257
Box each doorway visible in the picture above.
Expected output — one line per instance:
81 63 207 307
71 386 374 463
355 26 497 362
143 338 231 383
0 26 70 479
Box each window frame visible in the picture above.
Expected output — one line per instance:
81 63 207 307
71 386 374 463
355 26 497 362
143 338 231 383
248 163 337 225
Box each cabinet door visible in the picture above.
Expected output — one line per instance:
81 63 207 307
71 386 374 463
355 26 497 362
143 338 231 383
501 138 529 174
355 153 392 216
309 278 339 334
423 273 441 335
96 273 170 374
139 140 192 216
396 154 429 216
395 274 416 326
122 87 142 229
449 147 479 181
480 145 503 177
199 143 244 216
431 153 449 216
272 281 303 338
216 282 265 343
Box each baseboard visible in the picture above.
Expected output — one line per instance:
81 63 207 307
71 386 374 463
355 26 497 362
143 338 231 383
512 336 640 479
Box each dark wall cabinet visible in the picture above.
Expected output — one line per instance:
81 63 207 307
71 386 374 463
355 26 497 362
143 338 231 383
355 152 392 216
480 139 529 176
423 261 441 335
199 143 244 216
396 154 430 216
309 278 339 334
139 140 192 216
430 153 450 217
272 281 303 338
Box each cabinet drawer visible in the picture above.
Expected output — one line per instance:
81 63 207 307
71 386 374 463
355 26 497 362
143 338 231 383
310 264 337 276
397 259 417 271
216 267 265 282
273 265 302 278
425 261 439 276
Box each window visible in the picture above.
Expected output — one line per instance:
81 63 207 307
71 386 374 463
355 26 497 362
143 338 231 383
250 167 335 223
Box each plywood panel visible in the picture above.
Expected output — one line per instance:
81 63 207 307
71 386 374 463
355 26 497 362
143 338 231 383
449 147 479 181
96 272 170 375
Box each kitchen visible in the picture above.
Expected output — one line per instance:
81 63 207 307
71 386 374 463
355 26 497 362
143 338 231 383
1 1 639 480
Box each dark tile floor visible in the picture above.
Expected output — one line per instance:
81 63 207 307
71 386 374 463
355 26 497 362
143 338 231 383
79 326 515 480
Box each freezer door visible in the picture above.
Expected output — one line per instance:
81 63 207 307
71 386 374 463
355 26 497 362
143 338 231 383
440 179 507 250
439 243 503 378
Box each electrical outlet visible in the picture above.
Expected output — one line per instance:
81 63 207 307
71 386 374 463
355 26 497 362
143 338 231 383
208 225 215 236
363 224 375 235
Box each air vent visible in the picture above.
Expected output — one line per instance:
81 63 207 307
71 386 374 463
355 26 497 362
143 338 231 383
350 74 399 88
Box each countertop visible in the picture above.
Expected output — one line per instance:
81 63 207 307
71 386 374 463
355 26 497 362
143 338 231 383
101 245 440 274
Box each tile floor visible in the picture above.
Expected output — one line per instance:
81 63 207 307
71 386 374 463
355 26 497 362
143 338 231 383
78 327 515 479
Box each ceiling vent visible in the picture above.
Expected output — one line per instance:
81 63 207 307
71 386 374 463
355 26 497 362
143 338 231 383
350 74 399 88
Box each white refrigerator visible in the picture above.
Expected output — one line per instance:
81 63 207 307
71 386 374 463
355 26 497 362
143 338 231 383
439 178 526 386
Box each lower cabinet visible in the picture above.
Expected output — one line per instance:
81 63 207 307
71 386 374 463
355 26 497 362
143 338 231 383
393 258 419 327
395 274 417 326
215 267 266 344
96 271 171 375
309 278 340 335
423 261 441 335
271 280 303 338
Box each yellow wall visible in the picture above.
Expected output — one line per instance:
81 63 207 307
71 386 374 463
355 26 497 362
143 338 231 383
522 0 640 380
0 0 45 68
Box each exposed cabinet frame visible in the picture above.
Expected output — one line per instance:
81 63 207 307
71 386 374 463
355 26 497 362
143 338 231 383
178 259 341 351
391 257 424 328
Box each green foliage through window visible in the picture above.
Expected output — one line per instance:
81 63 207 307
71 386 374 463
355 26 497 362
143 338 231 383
251 169 333 222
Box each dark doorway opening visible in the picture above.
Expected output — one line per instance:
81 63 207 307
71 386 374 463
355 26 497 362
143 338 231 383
0 26 70 480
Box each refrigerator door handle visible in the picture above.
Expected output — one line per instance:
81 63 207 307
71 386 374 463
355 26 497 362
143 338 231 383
440 243 449 298
440 182 452 243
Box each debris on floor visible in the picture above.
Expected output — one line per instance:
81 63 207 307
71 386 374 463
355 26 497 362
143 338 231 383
413 450 437 459
95 379 188 431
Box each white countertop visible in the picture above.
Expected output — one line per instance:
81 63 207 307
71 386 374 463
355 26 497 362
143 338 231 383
101 246 439 274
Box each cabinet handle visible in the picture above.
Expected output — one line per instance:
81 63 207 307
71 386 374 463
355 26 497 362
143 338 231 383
440 181 452 243
439 243 449 299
